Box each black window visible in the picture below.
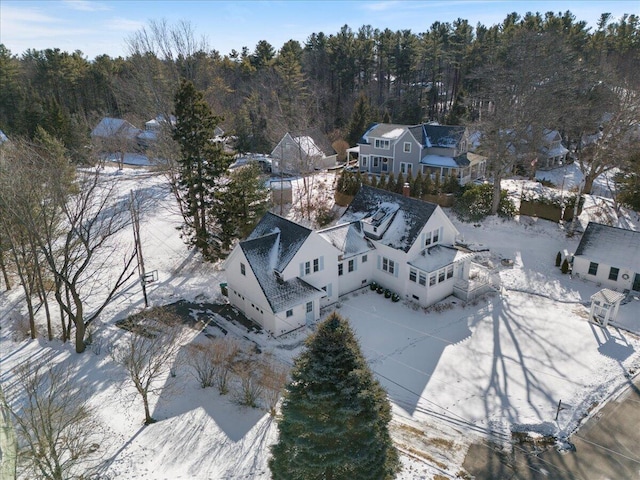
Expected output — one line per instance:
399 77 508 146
362 254 368 263
609 267 619 281
588 262 598 276
348 259 355 272
305 261 311 275
313 258 319 272
286 309 293 317
409 269 417 282
338 263 343 276
419 272 427 286
240 262 246 276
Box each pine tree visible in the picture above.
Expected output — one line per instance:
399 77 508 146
269 312 400 480
346 93 373 146
378 173 387 190
394 171 405 194
422 172 433 198
387 172 396 192
411 170 423 198
219 163 270 245
369 174 378 189
555 251 562 267
561 258 570 274
173 79 233 261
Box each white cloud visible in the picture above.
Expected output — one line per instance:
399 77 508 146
104 17 145 32
62 0 110 12
1 5 59 23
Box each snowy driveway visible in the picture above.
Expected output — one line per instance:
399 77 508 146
336 289 640 441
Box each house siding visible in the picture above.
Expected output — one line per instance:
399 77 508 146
573 256 637 291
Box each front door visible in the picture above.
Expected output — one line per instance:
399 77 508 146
633 273 640 292
305 301 314 324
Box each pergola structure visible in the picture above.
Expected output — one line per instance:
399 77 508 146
589 288 626 327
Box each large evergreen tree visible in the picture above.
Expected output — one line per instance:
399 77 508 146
173 78 233 261
218 162 270 245
269 312 400 480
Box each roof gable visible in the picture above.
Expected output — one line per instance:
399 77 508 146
240 213 321 313
246 212 311 272
340 185 438 252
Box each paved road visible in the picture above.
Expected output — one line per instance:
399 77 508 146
463 376 640 480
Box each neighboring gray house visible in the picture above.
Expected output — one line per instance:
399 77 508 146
572 222 640 292
271 133 337 174
225 186 481 336
537 129 569 170
357 123 486 184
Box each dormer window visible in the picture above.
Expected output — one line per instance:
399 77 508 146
375 139 390 149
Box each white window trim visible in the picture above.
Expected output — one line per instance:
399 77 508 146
403 142 411 153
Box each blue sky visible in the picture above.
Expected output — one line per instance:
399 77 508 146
2 1 638 60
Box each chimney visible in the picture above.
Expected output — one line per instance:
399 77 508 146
403 182 411 197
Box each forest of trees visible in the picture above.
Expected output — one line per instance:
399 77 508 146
1 11 638 163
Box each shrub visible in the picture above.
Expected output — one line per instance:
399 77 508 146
376 285 384 294
555 251 562 267
561 258 570 274
391 293 400 302
384 289 392 298
315 207 336 227
453 183 516 222
370 282 378 291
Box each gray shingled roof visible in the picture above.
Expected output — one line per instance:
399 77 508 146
575 222 640 272
340 185 438 253
408 124 465 149
318 222 373 257
241 213 322 313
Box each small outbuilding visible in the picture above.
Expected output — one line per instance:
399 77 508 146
589 288 626 327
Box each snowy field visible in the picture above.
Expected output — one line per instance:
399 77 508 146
1 166 639 479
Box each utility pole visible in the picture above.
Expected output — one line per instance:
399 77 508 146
130 190 148 308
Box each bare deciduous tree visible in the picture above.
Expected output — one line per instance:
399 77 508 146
211 337 240 395
184 342 218 388
233 356 263 408
111 308 185 424
9 362 103 480
259 355 289 416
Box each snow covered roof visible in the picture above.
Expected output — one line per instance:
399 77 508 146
409 245 473 273
341 186 438 253
246 212 311 272
318 222 373 257
590 288 625 305
294 135 324 157
421 155 459 168
91 117 141 140
359 123 408 144
240 230 322 313
575 222 640 272
240 213 326 313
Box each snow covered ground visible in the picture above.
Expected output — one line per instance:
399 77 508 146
1 166 639 479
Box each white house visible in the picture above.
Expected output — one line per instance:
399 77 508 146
225 213 337 336
270 133 336 174
572 222 640 292
225 186 476 336
91 117 141 142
